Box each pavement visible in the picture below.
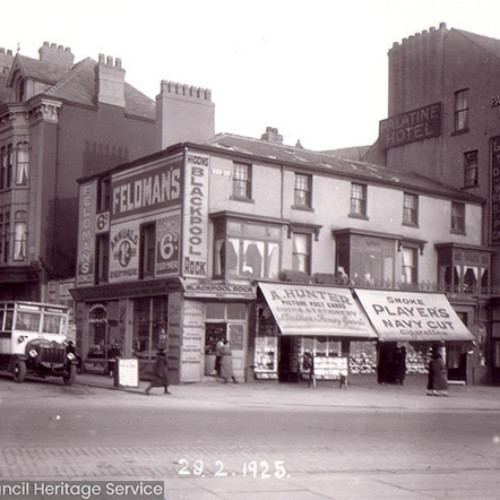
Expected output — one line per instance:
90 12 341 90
74 371 500 413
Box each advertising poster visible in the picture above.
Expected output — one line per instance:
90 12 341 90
259 283 377 338
181 300 204 381
155 212 181 276
182 152 209 278
111 160 182 221
76 180 97 285
491 136 500 244
355 289 474 342
108 222 140 282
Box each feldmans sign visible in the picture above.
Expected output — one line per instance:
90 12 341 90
355 289 473 342
379 103 441 150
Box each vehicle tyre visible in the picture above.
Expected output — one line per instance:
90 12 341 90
63 364 77 386
13 360 27 383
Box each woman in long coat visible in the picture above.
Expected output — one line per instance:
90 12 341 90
145 347 171 395
220 340 238 384
427 351 448 396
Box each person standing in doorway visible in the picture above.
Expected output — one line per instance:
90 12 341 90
145 346 171 395
220 339 238 384
214 336 225 377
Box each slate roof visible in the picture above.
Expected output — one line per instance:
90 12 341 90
1 51 155 120
453 28 500 58
206 133 484 204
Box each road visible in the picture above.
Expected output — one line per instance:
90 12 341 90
1 374 500 499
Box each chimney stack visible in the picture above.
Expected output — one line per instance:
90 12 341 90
38 42 74 68
156 80 215 149
95 53 126 108
0 47 14 76
260 127 283 145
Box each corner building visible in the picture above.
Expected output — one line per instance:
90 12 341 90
368 23 500 383
72 129 484 384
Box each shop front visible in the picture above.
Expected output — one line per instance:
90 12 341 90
255 282 378 382
354 289 475 384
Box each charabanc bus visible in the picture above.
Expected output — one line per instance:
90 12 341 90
0 301 77 385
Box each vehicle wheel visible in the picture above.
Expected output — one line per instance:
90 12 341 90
63 364 77 386
13 360 27 383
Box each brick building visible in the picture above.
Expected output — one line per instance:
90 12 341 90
71 129 483 385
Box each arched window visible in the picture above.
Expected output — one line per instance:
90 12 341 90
16 142 29 186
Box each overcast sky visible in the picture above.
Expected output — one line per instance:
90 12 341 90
2 0 500 150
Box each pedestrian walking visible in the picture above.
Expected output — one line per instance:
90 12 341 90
220 339 238 384
427 350 448 396
107 343 121 377
303 350 316 388
145 346 171 395
395 346 407 385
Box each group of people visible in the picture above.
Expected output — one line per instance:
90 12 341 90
377 344 407 385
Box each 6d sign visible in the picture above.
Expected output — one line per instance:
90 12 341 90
156 213 180 276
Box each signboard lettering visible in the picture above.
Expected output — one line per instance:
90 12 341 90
491 136 500 244
76 181 97 285
111 162 181 220
379 103 441 150
109 223 139 282
156 213 180 276
182 153 209 278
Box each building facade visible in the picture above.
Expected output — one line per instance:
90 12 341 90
71 130 486 384
369 23 500 383
0 42 214 302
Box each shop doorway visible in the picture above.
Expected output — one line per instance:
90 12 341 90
205 323 226 376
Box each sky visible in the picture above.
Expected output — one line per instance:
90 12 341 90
3 0 500 151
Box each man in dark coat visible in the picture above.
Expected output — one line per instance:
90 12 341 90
145 346 171 395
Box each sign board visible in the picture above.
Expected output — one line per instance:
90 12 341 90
109 222 140 282
116 358 139 388
155 212 181 276
76 180 97 285
491 136 500 244
258 283 377 338
379 102 441 150
182 152 209 278
354 289 474 342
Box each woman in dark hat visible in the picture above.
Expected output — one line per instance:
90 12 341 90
145 346 171 395
427 348 448 396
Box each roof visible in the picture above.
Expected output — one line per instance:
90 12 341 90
205 133 484 204
453 28 500 58
1 51 155 120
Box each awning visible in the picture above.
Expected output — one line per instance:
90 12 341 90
258 282 377 338
354 289 474 342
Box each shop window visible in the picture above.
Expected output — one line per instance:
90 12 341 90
350 183 367 217
451 202 465 234
13 221 27 261
401 247 417 285
139 223 156 279
464 150 478 188
16 142 29 186
133 297 168 360
454 89 469 132
294 173 312 208
213 219 281 280
95 234 109 283
403 193 418 226
232 162 252 199
292 233 311 275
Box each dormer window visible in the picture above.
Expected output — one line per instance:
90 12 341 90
13 73 26 102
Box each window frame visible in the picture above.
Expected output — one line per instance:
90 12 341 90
401 246 418 285
349 182 367 218
451 202 466 235
464 150 478 188
292 232 312 275
15 142 29 186
454 89 469 132
232 162 252 200
95 233 110 284
403 192 419 226
139 222 156 279
293 172 312 209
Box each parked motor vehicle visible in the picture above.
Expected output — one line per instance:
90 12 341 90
0 301 77 385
